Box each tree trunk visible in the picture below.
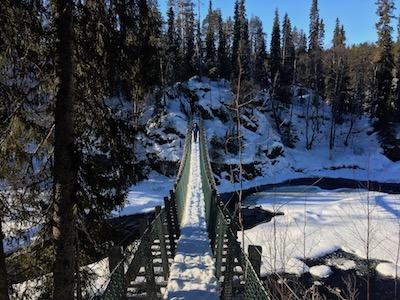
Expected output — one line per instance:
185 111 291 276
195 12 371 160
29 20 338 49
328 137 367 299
52 0 77 299
0 220 9 300
271 72 282 135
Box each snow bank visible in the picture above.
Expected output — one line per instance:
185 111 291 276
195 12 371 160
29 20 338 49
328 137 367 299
376 262 400 278
326 258 356 271
309 265 332 278
11 258 110 299
112 171 174 216
242 186 400 276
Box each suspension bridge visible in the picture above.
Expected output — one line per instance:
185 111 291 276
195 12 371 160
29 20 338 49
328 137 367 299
101 119 270 300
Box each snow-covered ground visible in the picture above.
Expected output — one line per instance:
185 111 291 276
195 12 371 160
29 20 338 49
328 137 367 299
242 186 400 278
10 257 111 299
112 171 174 216
165 137 219 300
214 98 400 193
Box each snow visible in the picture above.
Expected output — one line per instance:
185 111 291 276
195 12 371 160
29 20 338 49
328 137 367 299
194 82 400 193
241 186 400 277
309 265 333 278
10 258 111 299
135 77 399 196
376 262 400 278
165 136 219 300
11 276 47 300
112 171 174 216
2 221 40 254
326 258 356 271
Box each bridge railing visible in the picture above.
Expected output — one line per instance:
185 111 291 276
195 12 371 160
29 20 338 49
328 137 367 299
101 120 193 300
174 121 193 223
102 206 170 299
198 119 270 300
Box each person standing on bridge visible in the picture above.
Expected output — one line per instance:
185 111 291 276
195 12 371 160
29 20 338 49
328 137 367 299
193 123 199 143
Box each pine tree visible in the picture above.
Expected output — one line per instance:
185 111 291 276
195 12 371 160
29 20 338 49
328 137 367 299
238 0 251 81
270 9 281 85
204 0 216 77
308 0 324 94
180 0 196 80
52 0 77 298
304 0 324 149
134 0 162 101
281 13 295 93
217 11 230 79
308 0 319 53
54 1 143 296
231 0 250 81
231 0 241 77
249 16 268 87
195 19 203 76
0 2 51 298
293 27 308 86
166 5 178 83
325 18 349 149
225 16 234 59
114 0 139 99
393 15 400 118
375 0 395 127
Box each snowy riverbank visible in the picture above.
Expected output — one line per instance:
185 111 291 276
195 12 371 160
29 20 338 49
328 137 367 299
242 186 400 279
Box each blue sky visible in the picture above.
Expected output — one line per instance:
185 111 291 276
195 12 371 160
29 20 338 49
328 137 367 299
159 0 400 47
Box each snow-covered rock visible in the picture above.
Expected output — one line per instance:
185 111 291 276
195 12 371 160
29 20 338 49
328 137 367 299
376 262 400 278
326 258 356 271
309 265 333 278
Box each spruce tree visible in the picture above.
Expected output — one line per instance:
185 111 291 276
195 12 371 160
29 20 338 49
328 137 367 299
393 15 400 119
250 16 268 87
182 0 196 79
55 1 142 295
204 0 216 77
134 0 162 102
231 0 250 81
231 0 241 77
308 0 324 94
281 13 295 93
270 9 281 85
195 19 203 77
293 27 308 86
0 1 50 298
238 0 251 81
217 11 230 79
375 0 395 127
325 18 349 149
52 0 77 298
166 5 178 83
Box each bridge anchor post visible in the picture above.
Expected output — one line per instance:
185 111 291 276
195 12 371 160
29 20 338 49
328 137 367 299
106 246 125 299
248 245 262 277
